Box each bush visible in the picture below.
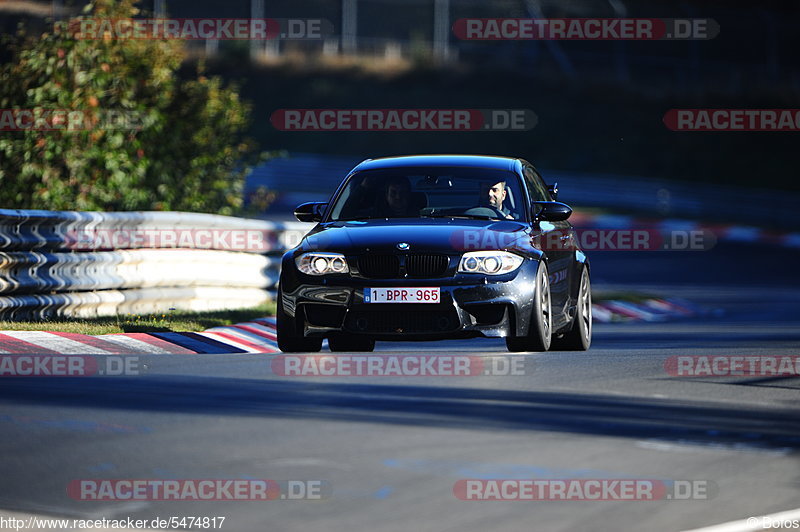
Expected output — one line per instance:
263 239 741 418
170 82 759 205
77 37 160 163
0 0 258 214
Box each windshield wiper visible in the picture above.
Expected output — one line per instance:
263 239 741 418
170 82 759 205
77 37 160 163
335 216 378 221
422 213 501 221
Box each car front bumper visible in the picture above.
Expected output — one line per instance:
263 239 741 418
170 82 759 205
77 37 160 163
279 259 542 341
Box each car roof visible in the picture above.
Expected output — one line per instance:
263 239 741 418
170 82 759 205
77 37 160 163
351 155 522 173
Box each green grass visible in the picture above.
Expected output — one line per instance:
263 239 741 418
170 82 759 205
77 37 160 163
0 302 276 336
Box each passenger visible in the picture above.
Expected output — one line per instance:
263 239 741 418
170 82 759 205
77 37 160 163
383 176 416 217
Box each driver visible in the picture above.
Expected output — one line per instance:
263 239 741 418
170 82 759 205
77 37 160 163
487 181 516 219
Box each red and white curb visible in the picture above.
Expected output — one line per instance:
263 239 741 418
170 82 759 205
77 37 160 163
592 298 716 323
0 300 712 353
0 318 279 354
201 318 279 353
571 212 800 248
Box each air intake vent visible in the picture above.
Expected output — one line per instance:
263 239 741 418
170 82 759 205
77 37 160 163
345 309 458 334
406 254 449 277
358 255 400 278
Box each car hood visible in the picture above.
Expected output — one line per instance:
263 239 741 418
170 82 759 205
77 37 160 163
300 218 531 254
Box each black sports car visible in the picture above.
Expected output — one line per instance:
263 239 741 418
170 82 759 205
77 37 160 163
277 155 592 353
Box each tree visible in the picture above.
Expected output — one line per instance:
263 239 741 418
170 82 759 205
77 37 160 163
0 0 257 214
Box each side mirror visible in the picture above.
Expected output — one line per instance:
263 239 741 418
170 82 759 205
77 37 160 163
294 202 327 223
532 201 572 222
547 182 558 201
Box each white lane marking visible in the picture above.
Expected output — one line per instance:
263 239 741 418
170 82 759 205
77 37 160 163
0 331 111 354
636 440 792 456
682 507 800 531
98 335 173 354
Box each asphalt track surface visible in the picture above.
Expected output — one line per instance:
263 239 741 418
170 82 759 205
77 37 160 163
1 242 799 531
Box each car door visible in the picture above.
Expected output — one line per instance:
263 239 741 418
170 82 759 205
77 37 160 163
523 165 574 329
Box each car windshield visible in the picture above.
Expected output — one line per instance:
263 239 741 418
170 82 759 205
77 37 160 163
328 167 526 222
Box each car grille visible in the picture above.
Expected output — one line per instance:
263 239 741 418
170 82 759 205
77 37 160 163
358 255 400 278
357 254 449 278
345 309 459 334
406 254 449 277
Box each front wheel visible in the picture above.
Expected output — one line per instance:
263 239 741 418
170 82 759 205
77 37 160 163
276 295 323 353
506 262 552 352
550 267 592 351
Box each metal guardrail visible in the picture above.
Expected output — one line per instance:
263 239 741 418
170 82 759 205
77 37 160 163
0 209 311 251
0 250 281 293
0 209 314 319
0 287 272 321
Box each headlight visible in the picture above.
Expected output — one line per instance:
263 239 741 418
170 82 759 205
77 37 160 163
458 251 523 275
296 253 350 275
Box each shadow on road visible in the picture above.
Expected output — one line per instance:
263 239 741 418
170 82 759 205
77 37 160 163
1 376 799 450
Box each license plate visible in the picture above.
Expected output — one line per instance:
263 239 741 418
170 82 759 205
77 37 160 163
364 287 440 303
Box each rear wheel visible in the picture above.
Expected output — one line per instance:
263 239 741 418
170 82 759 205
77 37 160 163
276 295 322 353
506 262 552 352
328 334 375 352
550 267 592 351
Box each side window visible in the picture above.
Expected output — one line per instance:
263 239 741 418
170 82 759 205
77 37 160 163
523 166 550 202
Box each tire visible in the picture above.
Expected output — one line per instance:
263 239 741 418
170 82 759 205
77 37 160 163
276 295 322 353
550 267 592 351
506 262 552 352
328 333 375 352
